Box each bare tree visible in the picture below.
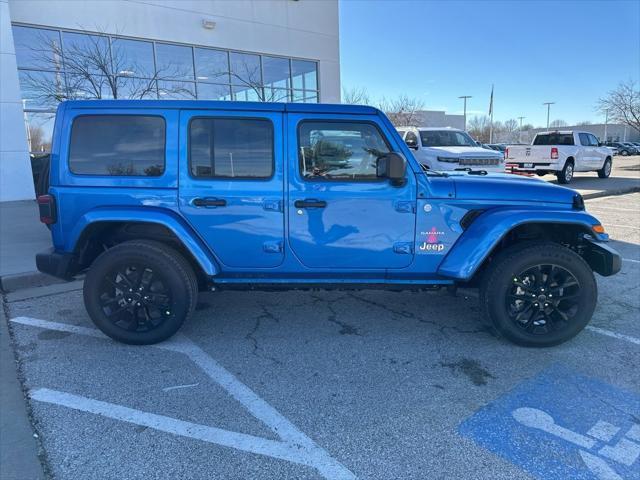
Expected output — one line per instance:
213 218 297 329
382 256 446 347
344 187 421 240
21 27 194 105
342 86 370 105
549 119 568 128
379 94 425 126
467 115 491 143
597 80 640 134
576 120 593 126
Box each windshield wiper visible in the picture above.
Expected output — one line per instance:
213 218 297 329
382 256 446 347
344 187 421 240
455 167 488 175
420 164 448 177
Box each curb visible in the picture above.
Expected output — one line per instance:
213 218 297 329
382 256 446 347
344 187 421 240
581 185 640 200
0 272 67 294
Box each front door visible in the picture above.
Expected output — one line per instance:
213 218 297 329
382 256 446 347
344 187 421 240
287 114 417 269
178 110 284 268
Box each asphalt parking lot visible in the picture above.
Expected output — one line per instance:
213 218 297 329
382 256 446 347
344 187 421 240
3 193 639 480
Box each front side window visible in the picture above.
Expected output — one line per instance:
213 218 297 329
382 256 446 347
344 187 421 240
420 130 476 147
579 133 591 146
298 122 390 181
589 134 600 146
69 115 165 176
189 118 273 179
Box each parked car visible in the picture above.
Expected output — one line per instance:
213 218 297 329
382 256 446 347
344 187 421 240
36 100 620 347
487 144 507 153
605 142 637 156
622 142 640 154
397 127 505 172
505 131 613 184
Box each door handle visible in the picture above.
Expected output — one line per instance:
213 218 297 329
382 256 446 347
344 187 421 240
192 197 227 207
294 199 327 209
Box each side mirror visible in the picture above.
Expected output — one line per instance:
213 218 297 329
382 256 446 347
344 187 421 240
377 152 407 187
405 137 418 150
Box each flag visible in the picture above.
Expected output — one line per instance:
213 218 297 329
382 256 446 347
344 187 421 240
488 84 494 117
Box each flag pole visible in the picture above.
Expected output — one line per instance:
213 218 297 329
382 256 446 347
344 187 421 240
489 84 494 144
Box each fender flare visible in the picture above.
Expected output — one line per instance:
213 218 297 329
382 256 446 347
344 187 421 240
68 207 220 276
437 208 602 280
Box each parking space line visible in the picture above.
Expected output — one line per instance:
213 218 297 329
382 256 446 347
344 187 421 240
10 317 356 480
623 258 640 264
586 326 640 346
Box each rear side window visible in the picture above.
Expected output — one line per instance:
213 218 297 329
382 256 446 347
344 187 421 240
579 133 590 146
69 115 165 176
533 133 574 146
189 118 273 179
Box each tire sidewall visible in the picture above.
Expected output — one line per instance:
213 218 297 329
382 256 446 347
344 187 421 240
84 246 192 345
484 245 597 347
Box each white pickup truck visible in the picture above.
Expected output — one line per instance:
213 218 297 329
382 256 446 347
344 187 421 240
505 131 613 184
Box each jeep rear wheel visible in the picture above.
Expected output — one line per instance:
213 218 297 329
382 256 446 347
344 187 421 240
83 240 198 345
480 242 597 347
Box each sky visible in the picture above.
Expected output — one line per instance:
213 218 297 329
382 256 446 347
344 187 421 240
339 0 640 127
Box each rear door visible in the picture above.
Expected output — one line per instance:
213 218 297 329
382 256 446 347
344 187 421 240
178 110 285 268
287 113 417 269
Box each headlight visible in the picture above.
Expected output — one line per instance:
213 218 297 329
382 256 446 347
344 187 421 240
437 156 459 163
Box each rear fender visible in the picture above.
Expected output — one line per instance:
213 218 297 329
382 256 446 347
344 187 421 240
69 207 220 276
437 208 603 280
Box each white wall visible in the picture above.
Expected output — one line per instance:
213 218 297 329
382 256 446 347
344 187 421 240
8 0 341 102
1 0 35 201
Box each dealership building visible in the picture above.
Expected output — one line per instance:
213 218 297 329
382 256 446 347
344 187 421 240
0 0 340 201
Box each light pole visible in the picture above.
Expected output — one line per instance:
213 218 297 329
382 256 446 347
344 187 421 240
543 102 555 129
518 116 526 143
459 95 472 131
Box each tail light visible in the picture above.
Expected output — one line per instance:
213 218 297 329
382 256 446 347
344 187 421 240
551 147 559 160
37 194 57 224
505 147 509 159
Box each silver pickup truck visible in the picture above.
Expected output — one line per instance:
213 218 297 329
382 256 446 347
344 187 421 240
505 131 613 184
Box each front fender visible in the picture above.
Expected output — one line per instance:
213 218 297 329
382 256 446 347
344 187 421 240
437 208 603 280
69 207 220 276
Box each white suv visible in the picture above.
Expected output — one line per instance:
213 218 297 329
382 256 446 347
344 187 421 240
397 127 505 172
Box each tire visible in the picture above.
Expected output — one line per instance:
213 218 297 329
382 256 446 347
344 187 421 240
536 171 547 177
620 150 628 156
597 158 612 178
479 242 597 347
83 240 198 345
556 160 574 184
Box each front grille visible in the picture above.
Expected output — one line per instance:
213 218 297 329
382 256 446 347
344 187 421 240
459 157 500 166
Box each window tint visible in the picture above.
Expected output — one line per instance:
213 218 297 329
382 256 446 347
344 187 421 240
589 134 600 146
298 122 390 181
420 130 476 147
69 115 165 176
579 133 591 146
533 133 574 146
190 118 273 178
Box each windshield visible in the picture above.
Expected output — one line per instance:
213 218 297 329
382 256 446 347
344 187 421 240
419 130 477 147
533 133 574 146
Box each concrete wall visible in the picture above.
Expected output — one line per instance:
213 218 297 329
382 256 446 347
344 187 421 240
0 0 35 201
413 110 465 130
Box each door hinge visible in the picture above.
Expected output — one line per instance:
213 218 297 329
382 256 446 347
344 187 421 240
263 241 283 253
395 201 416 213
393 242 414 254
262 199 283 212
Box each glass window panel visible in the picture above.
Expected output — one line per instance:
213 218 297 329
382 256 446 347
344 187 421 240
189 118 273 178
194 48 229 83
18 70 67 109
264 87 289 103
262 56 290 89
197 83 232 101
232 84 263 102
158 80 196 99
12 26 63 70
62 32 111 75
112 38 154 78
298 121 390 181
291 60 317 90
116 77 158 99
229 52 261 87
25 112 56 153
66 74 114 100
69 115 165 176
155 43 194 80
292 90 318 103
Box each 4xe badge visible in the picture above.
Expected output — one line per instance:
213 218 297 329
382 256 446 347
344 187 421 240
418 227 446 254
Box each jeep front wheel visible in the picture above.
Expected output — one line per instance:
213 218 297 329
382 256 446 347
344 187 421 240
83 240 198 345
480 242 597 347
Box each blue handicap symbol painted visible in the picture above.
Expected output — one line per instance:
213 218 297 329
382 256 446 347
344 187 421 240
460 365 640 480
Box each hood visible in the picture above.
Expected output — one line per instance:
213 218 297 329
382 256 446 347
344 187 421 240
450 172 577 204
425 146 503 158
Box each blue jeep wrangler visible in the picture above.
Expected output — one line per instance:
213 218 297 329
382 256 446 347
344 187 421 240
36 100 621 347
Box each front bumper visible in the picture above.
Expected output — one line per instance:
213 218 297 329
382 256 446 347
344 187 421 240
583 240 622 277
36 248 78 280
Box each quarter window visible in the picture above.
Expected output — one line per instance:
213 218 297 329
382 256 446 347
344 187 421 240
69 115 165 176
579 133 591 146
298 122 391 181
189 118 273 179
